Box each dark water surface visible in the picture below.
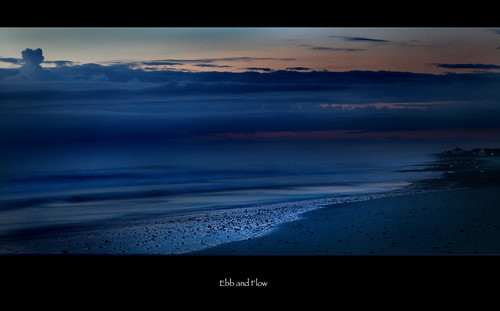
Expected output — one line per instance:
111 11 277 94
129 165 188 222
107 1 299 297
0 140 443 238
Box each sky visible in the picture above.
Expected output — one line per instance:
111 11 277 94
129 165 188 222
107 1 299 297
1 27 500 163
2 28 500 73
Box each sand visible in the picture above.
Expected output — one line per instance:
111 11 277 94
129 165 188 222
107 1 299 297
3 184 500 255
2 155 500 255
192 186 500 255
0 193 396 254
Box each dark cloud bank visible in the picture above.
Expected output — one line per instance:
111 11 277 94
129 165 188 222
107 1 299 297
434 63 500 70
2 48 500 147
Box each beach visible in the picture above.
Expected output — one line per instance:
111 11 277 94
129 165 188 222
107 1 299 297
192 186 500 255
192 155 500 255
0 193 394 254
1 151 500 255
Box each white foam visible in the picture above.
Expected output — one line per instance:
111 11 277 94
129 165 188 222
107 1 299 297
115 186 443 254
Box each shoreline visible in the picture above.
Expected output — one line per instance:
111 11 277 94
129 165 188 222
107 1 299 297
0 188 425 255
1 154 500 255
191 186 500 255
190 155 500 255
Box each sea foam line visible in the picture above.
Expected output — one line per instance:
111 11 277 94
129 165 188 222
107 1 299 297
139 186 443 254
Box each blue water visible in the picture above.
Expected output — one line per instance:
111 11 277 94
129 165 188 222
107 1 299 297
0 141 442 236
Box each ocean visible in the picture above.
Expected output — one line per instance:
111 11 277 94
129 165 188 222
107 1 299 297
0 140 443 238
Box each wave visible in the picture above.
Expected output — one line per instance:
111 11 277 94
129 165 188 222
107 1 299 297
4 167 290 187
0 178 363 211
8 171 142 183
0 162 430 235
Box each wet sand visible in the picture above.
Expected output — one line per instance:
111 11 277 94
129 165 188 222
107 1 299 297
192 186 500 255
2 155 500 255
190 155 500 255
0 194 395 254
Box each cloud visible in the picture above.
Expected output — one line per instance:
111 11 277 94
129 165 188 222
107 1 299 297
115 56 296 70
140 60 184 66
176 57 296 63
4 48 73 81
286 67 311 71
3 68 500 105
193 64 232 68
0 57 22 65
331 36 392 43
310 47 365 52
246 67 273 72
21 48 44 66
44 60 75 67
2 48 500 145
19 48 44 78
1 56 74 70
88 73 111 82
433 63 500 70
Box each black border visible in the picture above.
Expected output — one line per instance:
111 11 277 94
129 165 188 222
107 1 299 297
3 254 499 298
2 3 498 27
2 4 498 299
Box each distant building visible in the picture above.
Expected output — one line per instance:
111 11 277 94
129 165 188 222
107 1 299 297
440 147 500 157
485 148 500 156
470 148 487 156
441 147 468 157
